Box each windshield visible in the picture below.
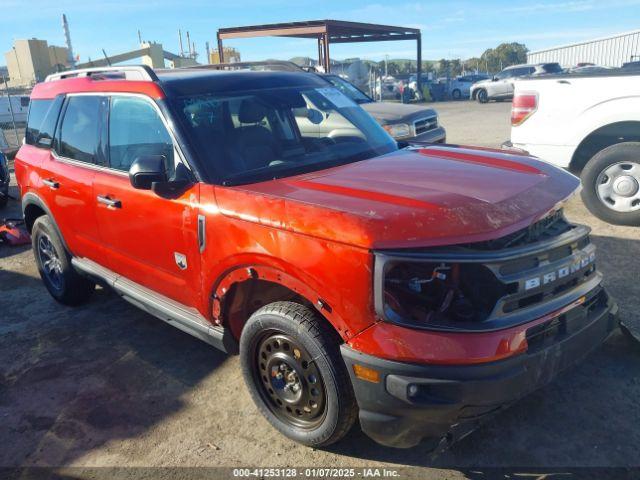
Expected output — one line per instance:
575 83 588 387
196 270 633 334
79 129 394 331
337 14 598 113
174 85 396 185
324 76 372 104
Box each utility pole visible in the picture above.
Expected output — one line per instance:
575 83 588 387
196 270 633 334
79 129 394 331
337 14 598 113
384 54 388 78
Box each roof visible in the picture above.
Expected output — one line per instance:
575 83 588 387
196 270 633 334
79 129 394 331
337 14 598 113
218 19 420 43
31 66 327 99
156 69 327 96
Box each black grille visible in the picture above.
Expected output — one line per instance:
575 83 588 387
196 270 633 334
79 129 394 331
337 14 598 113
414 116 438 135
462 210 572 251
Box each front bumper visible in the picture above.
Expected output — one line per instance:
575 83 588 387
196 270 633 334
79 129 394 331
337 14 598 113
341 289 619 449
409 126 446 144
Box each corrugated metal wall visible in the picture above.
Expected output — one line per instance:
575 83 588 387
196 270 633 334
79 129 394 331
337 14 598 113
527 30 640 67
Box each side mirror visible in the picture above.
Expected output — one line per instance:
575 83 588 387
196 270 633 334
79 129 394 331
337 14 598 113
129 155 167 190
307 109 324 125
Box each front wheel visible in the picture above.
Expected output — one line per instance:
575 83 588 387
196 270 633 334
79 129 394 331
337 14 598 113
580 142 640 225
240 301 357 447
451 89 461 100
476 89 488 103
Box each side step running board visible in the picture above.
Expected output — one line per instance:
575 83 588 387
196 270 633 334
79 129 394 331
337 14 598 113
71 257 238 354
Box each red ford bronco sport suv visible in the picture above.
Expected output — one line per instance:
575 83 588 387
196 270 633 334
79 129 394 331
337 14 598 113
15 66 619 450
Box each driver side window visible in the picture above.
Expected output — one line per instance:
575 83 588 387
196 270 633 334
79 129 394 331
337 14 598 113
108 96 175 177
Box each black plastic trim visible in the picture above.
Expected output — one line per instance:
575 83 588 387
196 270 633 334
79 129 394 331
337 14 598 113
341 293 619 448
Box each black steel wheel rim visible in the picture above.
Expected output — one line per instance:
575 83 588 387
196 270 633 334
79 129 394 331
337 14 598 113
37 233 63 291
252 331 327 429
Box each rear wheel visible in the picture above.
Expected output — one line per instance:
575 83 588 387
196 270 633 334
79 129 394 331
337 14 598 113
477 89 488 103
240 301 357 447
32 215 95 305
580 142 640 225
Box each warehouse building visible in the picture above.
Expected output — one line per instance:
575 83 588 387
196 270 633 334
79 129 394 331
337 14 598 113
527 29 640 67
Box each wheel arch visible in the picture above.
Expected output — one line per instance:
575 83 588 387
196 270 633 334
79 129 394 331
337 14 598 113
210 264 350 343
22 192 69 250
569 121 640 175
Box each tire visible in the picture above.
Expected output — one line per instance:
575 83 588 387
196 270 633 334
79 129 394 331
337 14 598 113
477 89 488 103
240 301 357 447
580 142 640 226
451 89 461 100
32 215 95 305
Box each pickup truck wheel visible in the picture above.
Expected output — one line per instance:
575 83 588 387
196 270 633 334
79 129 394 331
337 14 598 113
240 301 357 447
451 89 461 100
477 89 488 103
32 215 95 305
581 142 640 225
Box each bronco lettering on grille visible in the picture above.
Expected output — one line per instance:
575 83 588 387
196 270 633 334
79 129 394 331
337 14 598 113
524 251 595 291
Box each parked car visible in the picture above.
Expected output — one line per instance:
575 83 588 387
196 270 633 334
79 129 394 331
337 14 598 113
471 63 563 103
374 76 399 99
16 65 619 450
321 74 446 143
449 74 490 100
506 68 640 225
0 151 9 208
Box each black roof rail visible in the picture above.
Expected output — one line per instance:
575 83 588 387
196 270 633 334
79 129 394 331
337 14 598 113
45 65 159 82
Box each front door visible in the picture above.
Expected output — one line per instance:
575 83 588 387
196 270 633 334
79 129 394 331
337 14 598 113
92 94 202 309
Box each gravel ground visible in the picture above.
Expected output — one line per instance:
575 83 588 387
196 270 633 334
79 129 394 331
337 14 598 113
1 100 638 477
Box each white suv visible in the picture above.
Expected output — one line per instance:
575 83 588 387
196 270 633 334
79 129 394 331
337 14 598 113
471 63 562 103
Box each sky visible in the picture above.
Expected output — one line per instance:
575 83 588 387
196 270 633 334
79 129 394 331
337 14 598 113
1 0 640 66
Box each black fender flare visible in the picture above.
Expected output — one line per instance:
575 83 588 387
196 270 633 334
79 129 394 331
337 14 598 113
22 192 69 251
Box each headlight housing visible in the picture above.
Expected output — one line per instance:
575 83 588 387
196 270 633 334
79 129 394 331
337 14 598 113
378 259 508 330
383 123 412 139
374 210 599 332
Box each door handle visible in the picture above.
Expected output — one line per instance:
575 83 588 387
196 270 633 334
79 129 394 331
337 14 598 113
97 195 122 209
43 179 59 189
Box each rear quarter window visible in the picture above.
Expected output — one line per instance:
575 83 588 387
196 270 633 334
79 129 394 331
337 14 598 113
25 96 64 147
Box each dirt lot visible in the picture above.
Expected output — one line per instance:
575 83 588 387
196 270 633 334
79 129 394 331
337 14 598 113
1 101 639 477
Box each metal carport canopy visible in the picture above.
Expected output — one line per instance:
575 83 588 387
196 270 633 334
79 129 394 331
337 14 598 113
216 20 422 85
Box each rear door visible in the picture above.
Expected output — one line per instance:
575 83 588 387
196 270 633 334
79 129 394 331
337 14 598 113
37 94 106 257
92 94 202 308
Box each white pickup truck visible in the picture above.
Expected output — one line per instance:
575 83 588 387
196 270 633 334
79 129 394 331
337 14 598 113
506 70 640 225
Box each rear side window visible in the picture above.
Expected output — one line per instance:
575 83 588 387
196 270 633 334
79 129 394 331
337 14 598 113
26 99 58 146
58 96 104 163
108 96 174 174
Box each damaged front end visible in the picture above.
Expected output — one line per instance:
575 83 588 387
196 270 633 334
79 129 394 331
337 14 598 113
375 210 600 333
342 209 619 449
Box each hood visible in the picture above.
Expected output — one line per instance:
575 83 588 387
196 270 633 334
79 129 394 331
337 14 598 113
472 78 492 87
360 102 437 124
214 146 580 250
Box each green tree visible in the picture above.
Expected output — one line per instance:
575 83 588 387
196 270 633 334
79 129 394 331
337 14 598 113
480 42 528 73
